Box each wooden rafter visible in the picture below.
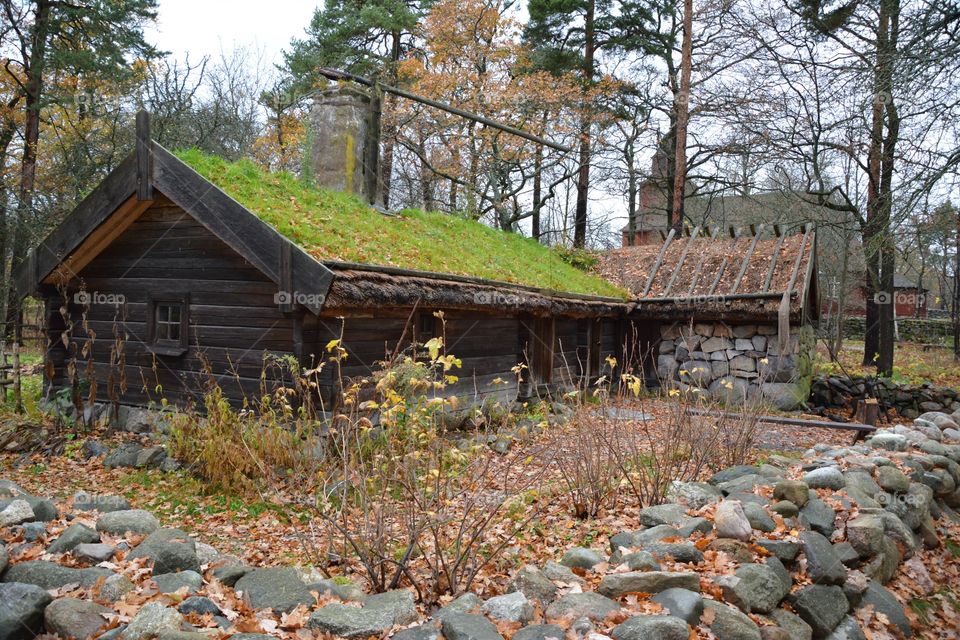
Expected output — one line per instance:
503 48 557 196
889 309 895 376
762 233 788 293
729 224 765 295
641 227 676 297
662 225 701 297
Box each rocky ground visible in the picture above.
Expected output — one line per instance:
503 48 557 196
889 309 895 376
1 411 960 640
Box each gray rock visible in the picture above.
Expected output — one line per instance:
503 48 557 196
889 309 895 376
98 574 135 602
804 467 846 490
800 497 836 536
760 382 805 411
121 603 184 640
639 504 689 527
833 542 860 567
434 593 482 621
824 616 865 640
512 624 564 640
875 468 909 495
634 524 681 544
715 500 753 541
96 509 159 535
559 547 605 570
710 465 760 484
0 480 28 498
598 571 699 597
868 433 908 452
545 592 620 622
364 590 418 625
178 596 223 617
128 529 199 574
702 600 761 640
843 471 880 497
642 541 703 564
0 500 34 527
43 597 112 640
845 514 885 558
610 615 689 640
104 443 144 468
393 625 442 640
757 539 801 562
73 543 115 563
308 603 403 638
800 531 847 586
235 567 314 613
48 523 100 554
788 585 849 637
0 582 52 640
621 551 660 571
773 480 810 507
508 565 557 603
743 503 776 532
73 491 130 513
767 609 812 640
440 614 503 640
482 592 533 623
771 501 799 517
651 588 703 625
1 561 111 590
717 564 789 614
20 522 46 542
667 481 722 509
153 570 203 594
211 563 250 587
82 440 110 459
858 583 911 637
0 496 56 522
542 561 584 585
0 546 7 575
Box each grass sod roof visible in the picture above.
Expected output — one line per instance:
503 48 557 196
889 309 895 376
176 150 627 299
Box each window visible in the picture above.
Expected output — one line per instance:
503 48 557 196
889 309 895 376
148 294 189 356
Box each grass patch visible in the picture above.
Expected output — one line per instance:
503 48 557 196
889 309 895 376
815 340 960 387
177 149 627 298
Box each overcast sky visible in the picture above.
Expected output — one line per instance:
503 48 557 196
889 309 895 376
148 0 315 71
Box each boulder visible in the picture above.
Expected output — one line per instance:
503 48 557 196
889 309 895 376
96 510 159 536
104 443 144 468
1 561 111 590
742 503 776 532
642 541 703 564
757 539 801 562
773 480 810 507
0 500 34 527
235 568 314 613
512 624 564 640
610 615 689 640
544 593 620 622
717 563 789 614
804 467 846 491
788 585 849 638
800 531 847 586
47 523 100 554
153 571 203 594
178 597 223 618
43 598 112 640
434 594 482 621
714 500 753 541
639 504 689 527
508 565 557 603
702 600 761 640
679 362 713 387
98 574 135 602
73 543 116 564
559 547 604 570
128 529 199 574
651 588 703 625
482 592 533 623
858 583 911 638
799 497 836 536
0 496 56 522
666 482 722 509
598 571 699 597
121 603 184 640
760 382 805 411
845 515 885 558
440 614 503 640
621 551 661 571
824 616 866 640
0 583 52 640
767 609 812 640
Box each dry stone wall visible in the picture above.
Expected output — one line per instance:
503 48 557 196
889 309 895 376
656 322 814 410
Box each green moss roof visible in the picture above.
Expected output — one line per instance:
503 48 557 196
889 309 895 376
176 150 626 298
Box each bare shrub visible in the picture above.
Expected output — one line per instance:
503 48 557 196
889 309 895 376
552 410 623 518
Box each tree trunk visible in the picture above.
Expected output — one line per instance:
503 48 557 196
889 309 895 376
671 0 693 234
573 0 595 248
532 141 542 241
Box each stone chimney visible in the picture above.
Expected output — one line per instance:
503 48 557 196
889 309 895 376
308 85 370 197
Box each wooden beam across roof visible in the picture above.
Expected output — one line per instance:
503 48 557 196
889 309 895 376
641 227 676 296
729 224 765 295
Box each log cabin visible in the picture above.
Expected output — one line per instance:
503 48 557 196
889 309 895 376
13 114 819 420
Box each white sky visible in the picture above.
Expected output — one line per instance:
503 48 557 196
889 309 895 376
148 0 316 70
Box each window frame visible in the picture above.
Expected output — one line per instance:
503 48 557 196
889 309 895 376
147 292 190 356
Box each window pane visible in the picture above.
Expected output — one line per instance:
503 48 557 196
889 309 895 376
155 303 184 344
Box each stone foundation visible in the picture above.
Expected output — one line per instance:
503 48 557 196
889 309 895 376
656 321 814 410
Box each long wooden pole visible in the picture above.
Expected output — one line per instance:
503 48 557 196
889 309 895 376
316 68 573 154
